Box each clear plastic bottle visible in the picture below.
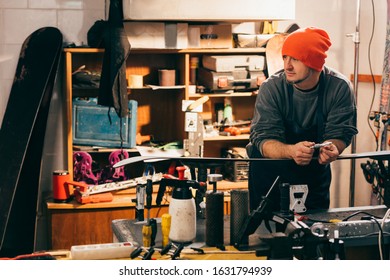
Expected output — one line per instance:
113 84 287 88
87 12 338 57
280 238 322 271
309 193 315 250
223 97 233 124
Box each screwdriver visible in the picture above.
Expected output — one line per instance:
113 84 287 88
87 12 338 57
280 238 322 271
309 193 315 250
161 213 172 247
142 178 157 247
142 225 152 247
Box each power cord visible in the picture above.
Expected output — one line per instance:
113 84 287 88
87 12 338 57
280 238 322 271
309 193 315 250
367 0 378 150
342 210 383 221
379 208 390 259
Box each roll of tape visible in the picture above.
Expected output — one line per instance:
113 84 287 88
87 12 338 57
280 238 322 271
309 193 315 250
52 170 71 202
128 74 143 88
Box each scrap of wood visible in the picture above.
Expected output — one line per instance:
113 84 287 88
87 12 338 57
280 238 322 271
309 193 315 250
350 74 382 84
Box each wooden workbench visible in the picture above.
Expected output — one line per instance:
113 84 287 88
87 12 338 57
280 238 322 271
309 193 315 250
45 181 247 250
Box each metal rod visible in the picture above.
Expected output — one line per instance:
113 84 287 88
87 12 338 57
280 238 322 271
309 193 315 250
349 0 361 207
265 175 280 198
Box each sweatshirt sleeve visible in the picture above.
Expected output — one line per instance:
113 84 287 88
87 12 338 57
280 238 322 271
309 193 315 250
249 77 288 155
322 76 358 147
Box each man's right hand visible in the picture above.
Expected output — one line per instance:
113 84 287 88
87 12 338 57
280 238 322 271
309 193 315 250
289 141 315 166
262 140 315 165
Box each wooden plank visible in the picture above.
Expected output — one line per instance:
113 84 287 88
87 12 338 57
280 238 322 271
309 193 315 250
350 74 382 84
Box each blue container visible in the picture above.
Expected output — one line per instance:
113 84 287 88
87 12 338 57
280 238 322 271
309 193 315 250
72 98 137 148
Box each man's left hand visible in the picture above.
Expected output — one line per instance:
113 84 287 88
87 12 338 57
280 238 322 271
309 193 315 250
318 143 339 164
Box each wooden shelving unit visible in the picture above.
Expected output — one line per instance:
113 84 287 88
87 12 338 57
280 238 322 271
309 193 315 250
64 46 264 170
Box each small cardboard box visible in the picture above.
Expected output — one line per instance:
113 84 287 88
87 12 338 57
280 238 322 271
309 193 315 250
72 98 137 148
188 24 232 49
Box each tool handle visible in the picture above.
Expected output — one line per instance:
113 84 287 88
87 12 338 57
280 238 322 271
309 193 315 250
161 213 172 247
145 179 153 210
130 247 143 259
142 225 152 247
156 179 167 206
143 247 155 260
150 218 157 247
187 95 209 111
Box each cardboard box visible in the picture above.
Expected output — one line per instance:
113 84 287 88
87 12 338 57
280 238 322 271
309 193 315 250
232 22 263 34
124 22 188 49
72 98 137 148
188 24 232 49
202 55 266 72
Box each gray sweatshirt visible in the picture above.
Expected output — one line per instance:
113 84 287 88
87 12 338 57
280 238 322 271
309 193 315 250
249 66 358 156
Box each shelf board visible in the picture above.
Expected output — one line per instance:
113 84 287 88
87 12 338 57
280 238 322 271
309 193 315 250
64 48 104 53
189 92 257 98
217 180 248 190
73 146 139 153
204 135 249 141
64 47 266 54
182 47 266 54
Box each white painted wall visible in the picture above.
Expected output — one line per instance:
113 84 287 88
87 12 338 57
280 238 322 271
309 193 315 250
0 0 388 250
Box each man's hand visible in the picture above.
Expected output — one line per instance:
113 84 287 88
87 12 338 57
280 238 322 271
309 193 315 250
261 139 345 166
290 141 315 166
317 143 340 164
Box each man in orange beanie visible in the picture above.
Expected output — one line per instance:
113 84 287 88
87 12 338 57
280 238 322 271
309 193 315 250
247 27 358 211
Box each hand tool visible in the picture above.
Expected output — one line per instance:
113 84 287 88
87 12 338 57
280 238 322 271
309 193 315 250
310 141 332 149
130 246 156 260
235 176 281 248
161 213 172 247
160 242 184 260
186 95 209 111
142 178 157 247
142 224 152 247
135 184 145 221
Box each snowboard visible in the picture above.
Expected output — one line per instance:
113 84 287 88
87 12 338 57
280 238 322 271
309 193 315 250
264 24 299 77
265 33 287 77
0 27 63 257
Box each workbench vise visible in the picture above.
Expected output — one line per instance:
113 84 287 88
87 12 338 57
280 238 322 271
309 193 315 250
234 176 338 260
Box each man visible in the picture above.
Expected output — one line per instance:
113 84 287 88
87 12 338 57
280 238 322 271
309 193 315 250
247 27 358 211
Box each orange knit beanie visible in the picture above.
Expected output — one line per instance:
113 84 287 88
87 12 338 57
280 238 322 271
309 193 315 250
281 27 332 72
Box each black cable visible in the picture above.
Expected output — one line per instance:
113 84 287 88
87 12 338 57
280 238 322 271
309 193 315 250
367 0 378 150
359 231 390 238
342 210 383 221
373 183 386 201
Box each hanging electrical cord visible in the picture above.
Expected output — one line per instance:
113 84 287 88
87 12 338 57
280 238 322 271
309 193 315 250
379 208 390 260
367 0 379 150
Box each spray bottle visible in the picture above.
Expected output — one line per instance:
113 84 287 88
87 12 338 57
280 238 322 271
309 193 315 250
156 166 205 243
